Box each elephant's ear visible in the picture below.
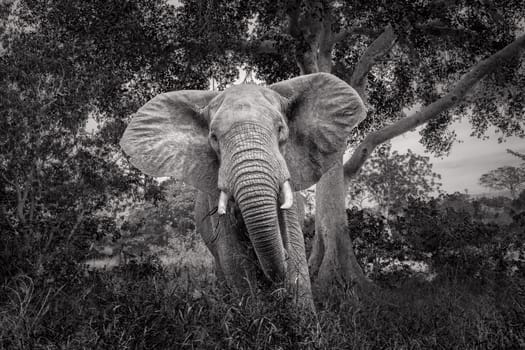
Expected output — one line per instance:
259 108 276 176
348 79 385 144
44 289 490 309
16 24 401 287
120 90 220 194
270 73 366 190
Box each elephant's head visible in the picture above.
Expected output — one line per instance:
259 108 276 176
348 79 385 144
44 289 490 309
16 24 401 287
120 73 365 283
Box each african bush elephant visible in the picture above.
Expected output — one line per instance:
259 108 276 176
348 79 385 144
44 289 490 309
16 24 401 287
120 73 366 309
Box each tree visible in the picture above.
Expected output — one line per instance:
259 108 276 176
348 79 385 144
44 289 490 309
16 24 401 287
0 3 120 256
0 0 234 275
6 0 525 291
348 143 442 216
237 1 525 288
507 148 525 162
479 166 525 198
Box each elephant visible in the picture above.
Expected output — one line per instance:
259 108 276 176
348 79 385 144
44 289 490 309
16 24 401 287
119 72 366 309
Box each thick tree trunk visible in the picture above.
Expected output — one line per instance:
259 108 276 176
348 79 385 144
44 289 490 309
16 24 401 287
311 159 370 288
294 46 368 288
288 7 369 289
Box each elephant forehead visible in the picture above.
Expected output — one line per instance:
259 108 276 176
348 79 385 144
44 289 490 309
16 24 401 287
209 85 284 134
210 85 283 111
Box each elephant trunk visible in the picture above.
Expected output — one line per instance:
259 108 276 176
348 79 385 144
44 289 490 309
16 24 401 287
220 123 290 282
235 177 286 282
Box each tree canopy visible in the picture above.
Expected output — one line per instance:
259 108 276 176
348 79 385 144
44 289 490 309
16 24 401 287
0 0 217 272
479 165 525 198
348 143 442 215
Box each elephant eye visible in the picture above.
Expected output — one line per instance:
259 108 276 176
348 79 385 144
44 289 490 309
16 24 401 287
209 133 219 153
277 124 287 143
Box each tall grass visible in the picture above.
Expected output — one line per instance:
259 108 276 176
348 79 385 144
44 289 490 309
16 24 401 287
1 258 523 349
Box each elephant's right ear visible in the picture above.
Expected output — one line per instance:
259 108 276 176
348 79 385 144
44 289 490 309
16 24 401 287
120 90 220 194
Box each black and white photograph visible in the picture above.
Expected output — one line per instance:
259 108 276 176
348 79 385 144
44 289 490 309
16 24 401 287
1 0 524 348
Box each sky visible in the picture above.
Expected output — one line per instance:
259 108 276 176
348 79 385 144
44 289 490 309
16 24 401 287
389 120 524 195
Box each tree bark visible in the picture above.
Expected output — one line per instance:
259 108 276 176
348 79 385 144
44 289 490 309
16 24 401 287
309 24 399 289
348 24 396 103
313 159 371 288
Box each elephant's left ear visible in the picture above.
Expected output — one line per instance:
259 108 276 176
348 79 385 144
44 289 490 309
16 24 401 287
270 72 366 190
120 90 220 194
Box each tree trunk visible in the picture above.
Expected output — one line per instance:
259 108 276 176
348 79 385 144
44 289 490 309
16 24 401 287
311 159 370 288
288 8 369 289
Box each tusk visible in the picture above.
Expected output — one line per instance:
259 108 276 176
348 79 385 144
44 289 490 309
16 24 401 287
280 180 293 209
217 191 230 216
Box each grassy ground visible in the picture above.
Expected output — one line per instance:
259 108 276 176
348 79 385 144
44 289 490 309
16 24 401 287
1 257 524 350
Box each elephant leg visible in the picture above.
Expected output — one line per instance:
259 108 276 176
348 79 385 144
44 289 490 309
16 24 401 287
279 193 314 311
295 192 306 229
195 191 257 290
195 191 225 282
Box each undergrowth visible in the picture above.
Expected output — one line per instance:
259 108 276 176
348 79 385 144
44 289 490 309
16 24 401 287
1 258 524 349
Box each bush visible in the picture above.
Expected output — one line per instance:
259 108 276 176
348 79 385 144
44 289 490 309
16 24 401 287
347 195 525 283
0 258 319 349
347 207 414 285
1 261 524 349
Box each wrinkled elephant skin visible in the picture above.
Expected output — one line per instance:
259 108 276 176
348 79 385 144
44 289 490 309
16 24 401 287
119 73 366 309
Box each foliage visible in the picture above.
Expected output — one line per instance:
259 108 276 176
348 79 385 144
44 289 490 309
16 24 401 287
479 165 525 198
512 189 525 212
347 143 442 214
107 179 199 258
475 195 513 210
348 194 525 284
1 258 524 349
2 0 524 283
241 1 525 153
0 0 226 280
122 179 196 236
346 207 407 284
510 189 525 227
1 2 525 347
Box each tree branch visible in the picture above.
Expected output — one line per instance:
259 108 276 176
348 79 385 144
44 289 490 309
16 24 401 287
285 0 327 74
344 33 525 186
332 26 382 44
1 203 18 235
348 24 397 102
338 21 477 92
318 10 334 72
240 39 279 54
0 172 16 187
415 22 478 40
332 19 472 46
286 0 302 38
507 148 525 162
